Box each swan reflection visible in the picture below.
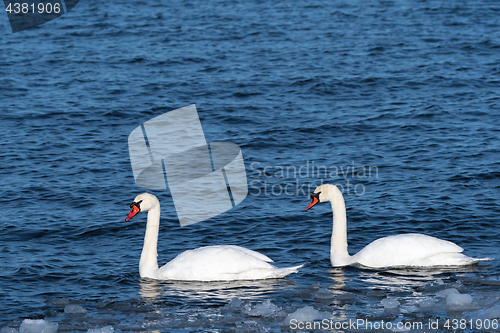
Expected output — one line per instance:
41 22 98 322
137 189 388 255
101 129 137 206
139 278 297 303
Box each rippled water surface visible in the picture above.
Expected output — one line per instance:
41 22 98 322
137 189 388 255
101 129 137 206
1 0 500 331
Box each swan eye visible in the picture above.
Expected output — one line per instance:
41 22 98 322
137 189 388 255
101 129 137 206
310 192 321 200
126 200 143 222
306 191 321 211
130 200 143 209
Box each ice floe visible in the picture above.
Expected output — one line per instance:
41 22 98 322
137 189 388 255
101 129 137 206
87 326 114 333
242 299 281 318
446 293 473 311
19 320 58 333
64 304 87 315
283 306 329 326
381 298 400 309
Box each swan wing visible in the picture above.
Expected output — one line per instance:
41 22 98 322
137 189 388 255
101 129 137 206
352 233 465 268
221 245 274 263
157 245 281 280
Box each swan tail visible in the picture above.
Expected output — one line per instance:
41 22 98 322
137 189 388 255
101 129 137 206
470 257 493 263
412 253 493 267
446 254 493 265
230 264 304 280
453 256 493 266
268 264 304 278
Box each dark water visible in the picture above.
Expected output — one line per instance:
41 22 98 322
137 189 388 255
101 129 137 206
1 0 500 331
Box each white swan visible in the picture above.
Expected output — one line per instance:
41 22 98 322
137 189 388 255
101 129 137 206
125 193 302 281
305 184 491 268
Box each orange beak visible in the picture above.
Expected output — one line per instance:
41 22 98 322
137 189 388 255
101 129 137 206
306 196 319 211
305 191 321 211
126 204 140 222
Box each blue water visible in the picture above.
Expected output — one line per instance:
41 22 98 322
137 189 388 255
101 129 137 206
1 0 500 331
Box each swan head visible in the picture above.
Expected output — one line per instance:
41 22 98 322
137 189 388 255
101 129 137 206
305 184 338 211
125 193 160 221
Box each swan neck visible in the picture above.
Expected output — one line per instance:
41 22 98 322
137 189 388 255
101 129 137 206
329 189 350 266
140 204 160 278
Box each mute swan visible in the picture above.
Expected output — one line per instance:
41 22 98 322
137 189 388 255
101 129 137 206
305 184 491 268
126 193 302 281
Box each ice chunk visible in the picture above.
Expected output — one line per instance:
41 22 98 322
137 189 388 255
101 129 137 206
283 306 326 326
222 298 243 312
480 275 500 286
436 288 459 298
87 326 114 333
243 300 281 318
314 288 335 300
336 293 356 304
446 293 473 310
482 305 500 319
19 319 58 333
418 299 435 310
96 299 113 309
452 280 467 293
111 301 133 312
366 290 386 298
64 304 87 314
436 279 444 286
1 328 19 333
381 298 400 309
48 298 69 306
235 320 270 333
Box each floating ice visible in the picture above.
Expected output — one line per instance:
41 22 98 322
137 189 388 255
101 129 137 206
242 300 281 318
222 298 243 313
87 326 114 333
96 299 113 309
110 301 133 312
436 288 459 298
235 320 270 333
366 290 386 298
1 328 19 333
418 299 435 310
452 280 467 293
283 306 326 326
64 304 87 314
48 298 69 306
19 319 58 333
336 293 356 304
482 305 500 319
314 288 335 300
446 293 473 310
381 298 400 309
480 275 500 286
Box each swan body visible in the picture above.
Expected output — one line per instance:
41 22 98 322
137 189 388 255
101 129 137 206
126 193 302 281
305 184 491 268
351 234 479 267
